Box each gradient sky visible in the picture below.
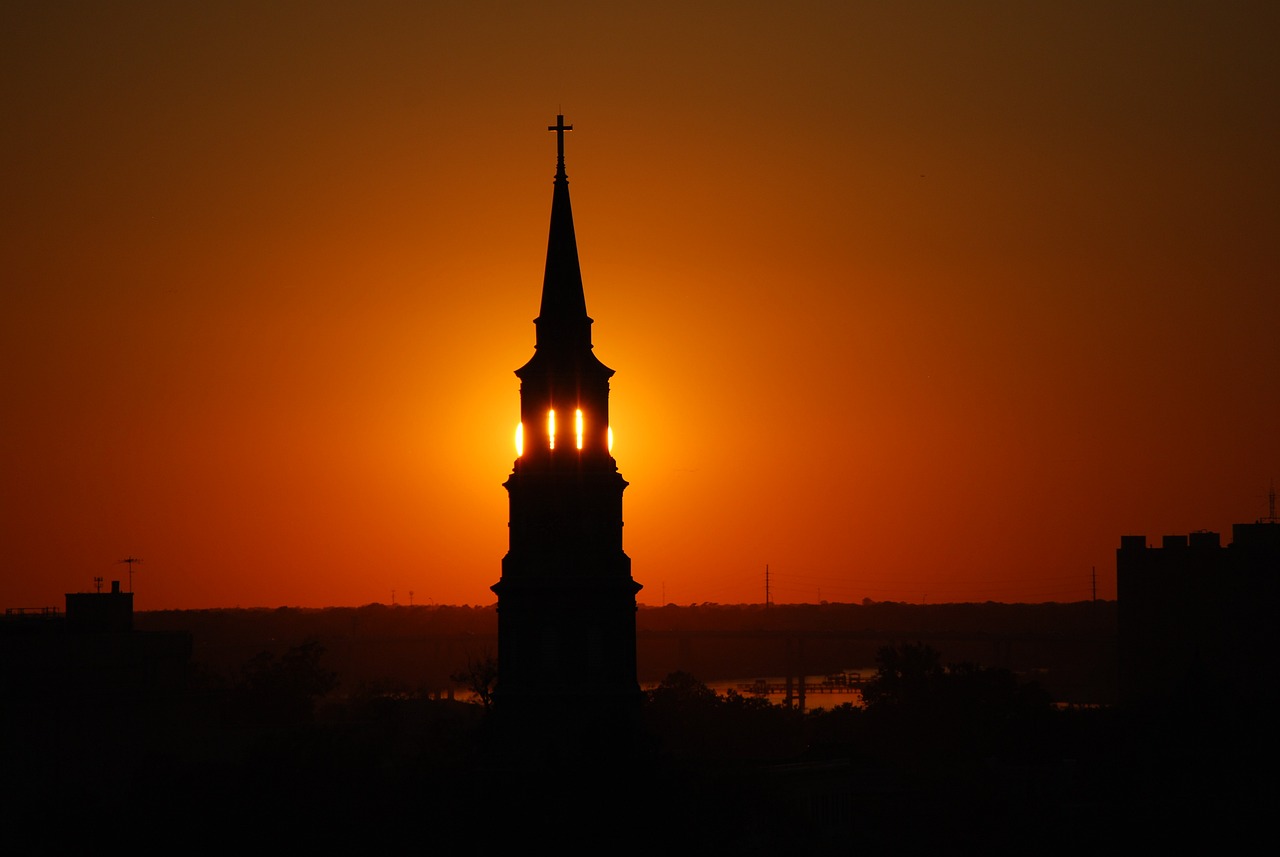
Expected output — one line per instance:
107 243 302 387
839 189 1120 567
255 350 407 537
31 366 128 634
3 1 1278 609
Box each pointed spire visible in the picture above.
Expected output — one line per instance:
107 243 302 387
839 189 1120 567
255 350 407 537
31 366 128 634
536 114 591 350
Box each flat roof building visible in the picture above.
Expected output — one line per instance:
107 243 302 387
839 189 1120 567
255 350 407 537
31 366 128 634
1117 520 1279 706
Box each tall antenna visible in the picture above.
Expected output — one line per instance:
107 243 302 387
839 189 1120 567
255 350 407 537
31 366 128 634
94 576 103 593
765 564 771 609
118 556 142 593
1257 480 1278 524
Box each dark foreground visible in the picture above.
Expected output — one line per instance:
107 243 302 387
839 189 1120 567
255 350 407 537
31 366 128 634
1 637 1267 853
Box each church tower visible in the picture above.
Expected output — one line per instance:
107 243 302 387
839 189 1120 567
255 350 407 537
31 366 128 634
491 116 642 720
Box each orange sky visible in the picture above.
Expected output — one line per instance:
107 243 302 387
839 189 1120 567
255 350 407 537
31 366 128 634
3 1 1278 609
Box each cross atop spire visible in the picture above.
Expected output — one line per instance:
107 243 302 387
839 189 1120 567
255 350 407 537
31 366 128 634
548 114 573 180
533 112 589 349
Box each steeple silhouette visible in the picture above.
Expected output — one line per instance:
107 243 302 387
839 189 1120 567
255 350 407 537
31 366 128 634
514 115 616 469
492 115 641 728
536 115 590 348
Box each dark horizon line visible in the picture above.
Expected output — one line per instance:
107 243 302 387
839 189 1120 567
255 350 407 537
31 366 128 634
127 597 1116 613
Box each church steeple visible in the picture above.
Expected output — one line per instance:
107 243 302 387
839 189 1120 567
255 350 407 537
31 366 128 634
493 115 641 727
536 114 591 352
514 114 616 470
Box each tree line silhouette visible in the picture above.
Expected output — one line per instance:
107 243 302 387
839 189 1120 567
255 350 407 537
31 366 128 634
3 604 1261 851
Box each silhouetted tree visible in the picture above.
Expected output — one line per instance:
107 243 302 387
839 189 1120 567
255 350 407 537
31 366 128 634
643 671 804 761
230 639 338 726
646 670 719 710
859 642 946 711
450 653 499 711
857 642 1054 772
861 642 1050 717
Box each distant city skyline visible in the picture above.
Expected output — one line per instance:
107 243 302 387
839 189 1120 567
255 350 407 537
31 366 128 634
3 2 1278 609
